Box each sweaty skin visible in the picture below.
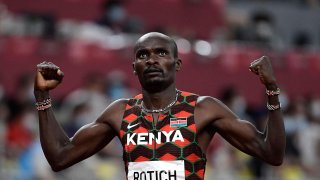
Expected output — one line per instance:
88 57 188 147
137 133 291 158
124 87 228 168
34 32 285 173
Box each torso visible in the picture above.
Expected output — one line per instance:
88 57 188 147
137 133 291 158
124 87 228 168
119 90 207 180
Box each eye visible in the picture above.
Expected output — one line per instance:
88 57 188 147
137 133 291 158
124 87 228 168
139 53 147 59
136 51 148 59
158 50 168 57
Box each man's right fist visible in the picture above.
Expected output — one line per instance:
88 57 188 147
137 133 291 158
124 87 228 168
34 61 64 91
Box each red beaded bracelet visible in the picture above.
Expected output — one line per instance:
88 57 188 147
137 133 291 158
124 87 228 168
35 98 52 111
266 88 281 96
36 103 52 111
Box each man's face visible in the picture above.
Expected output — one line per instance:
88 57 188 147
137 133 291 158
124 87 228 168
133 36 181 92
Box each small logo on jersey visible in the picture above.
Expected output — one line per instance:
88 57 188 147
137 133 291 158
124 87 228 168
127 122 141 129
170 118 187 127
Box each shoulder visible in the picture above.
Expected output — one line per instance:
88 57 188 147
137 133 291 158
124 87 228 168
96 98 130 128
179 90 198 97
177 90 226 111
195 96 225 115
106 98 130 111
196 96 226 108
195 96 238 124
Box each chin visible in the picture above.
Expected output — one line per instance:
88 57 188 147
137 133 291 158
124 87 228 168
143 76 164 85
146 80 163 87
143 80 167 93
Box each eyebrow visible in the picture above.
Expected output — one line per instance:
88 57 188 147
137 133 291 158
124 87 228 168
135 48 148 55
154 47 169 51
136 47 169 53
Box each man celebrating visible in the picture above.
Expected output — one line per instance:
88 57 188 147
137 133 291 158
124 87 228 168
34 32 285 180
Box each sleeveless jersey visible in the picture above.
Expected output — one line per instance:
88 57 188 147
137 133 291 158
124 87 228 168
119 90 207 180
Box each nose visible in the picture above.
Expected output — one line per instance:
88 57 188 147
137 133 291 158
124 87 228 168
146 53 158 65
146 58 155 65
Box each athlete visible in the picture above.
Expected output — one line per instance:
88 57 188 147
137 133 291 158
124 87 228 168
34 32 285 180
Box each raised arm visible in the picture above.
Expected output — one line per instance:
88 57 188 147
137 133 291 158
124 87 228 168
34 62 125 171
196 56 285 166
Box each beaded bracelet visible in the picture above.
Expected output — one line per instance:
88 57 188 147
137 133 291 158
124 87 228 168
266 88 281 96
35 98 52 111
267 102 281 111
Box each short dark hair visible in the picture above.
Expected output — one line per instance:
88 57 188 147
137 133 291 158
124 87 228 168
134 32 178 59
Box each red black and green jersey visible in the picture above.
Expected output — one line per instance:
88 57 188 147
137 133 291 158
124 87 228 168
119 90 207 179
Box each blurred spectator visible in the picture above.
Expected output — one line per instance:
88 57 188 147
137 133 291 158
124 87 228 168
106 70 134 101
278 89 290 112
10 107 57 180
292 31 313 50
297 96 320 178
0 3 22 36
63 103 91 137
40 14 56 39
97 0 127 31
279 98 308 179
5 106 34 157
224 9 252 42
0 84 10 178
3 73 40 179
96 0 143 33
251 11 275 46
225 8 284 50
60 72 111 126
16 141 56 180
249 10 285 50
309 95 320 120
305 0 320 8
283 98 308 158
6 73 35 121
0 4 57 39
220 86 249 120
206 136 241 180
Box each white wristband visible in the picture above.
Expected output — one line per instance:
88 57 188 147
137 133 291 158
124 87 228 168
267 103 281 111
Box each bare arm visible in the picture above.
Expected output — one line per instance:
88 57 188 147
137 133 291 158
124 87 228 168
36 95 116 171
34 62 125 171
197 56 285 166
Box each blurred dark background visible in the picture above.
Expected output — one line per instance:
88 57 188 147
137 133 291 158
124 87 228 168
0 0 320 179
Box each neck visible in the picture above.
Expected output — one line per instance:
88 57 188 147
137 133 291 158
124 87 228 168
142 84 177 110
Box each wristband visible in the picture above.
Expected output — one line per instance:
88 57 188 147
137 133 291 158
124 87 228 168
267 102 281 111
35 98 52 111
266 88 280 96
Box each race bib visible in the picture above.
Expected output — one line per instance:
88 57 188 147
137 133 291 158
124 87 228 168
128 160 185 180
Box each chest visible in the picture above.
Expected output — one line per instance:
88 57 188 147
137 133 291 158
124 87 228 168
120 100 200 159
123 110 196 148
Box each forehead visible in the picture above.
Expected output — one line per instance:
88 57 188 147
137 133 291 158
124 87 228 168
134 36 173 52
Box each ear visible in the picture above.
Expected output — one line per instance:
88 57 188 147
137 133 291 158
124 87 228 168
175 59 182 71
132 62 137 75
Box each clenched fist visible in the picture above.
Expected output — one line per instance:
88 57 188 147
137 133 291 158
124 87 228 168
249 56 277 89
34 61 64 91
